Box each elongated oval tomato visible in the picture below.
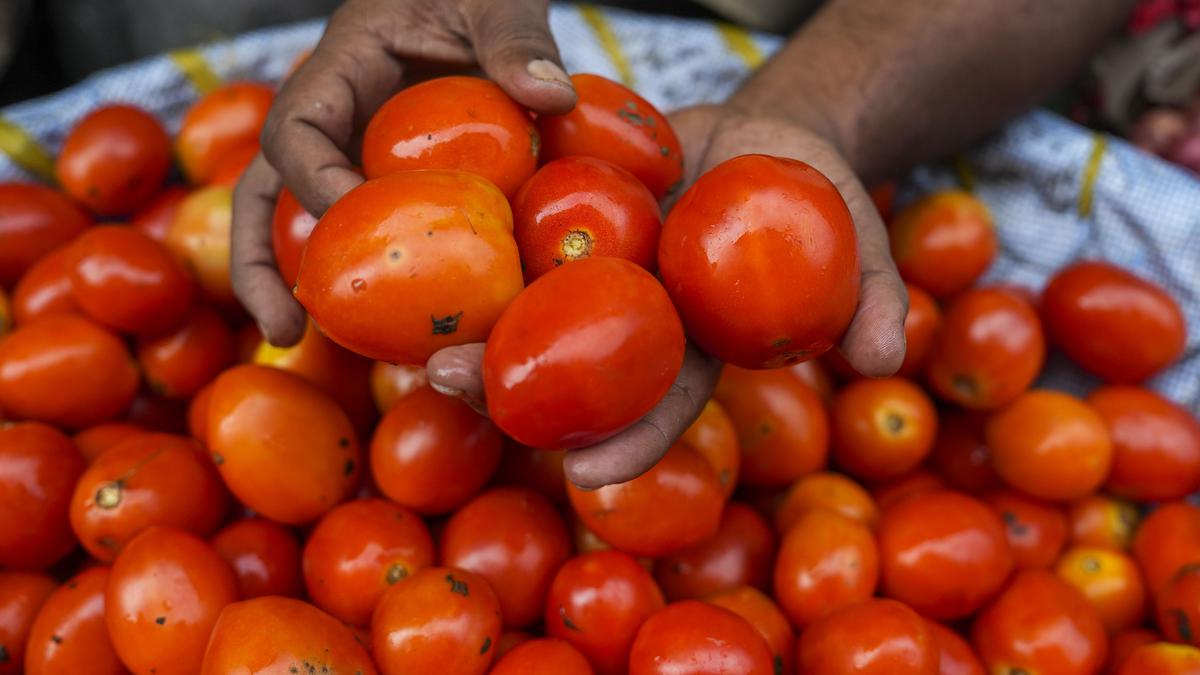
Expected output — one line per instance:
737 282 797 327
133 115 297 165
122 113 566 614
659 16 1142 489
270 186 318 287
166 186 235 305
210 518 303 599
797 598 939 675
56 104 171 216
889 191 997 298
24 567 124 675
0 422 84 570
653 502 774 601
176 82 273 184
0 183 91 287
136 305 234 399
774 509 879 629
11 245 79 325
0 571 57 675
628 600 776 675
296 170 523 364
484 256 684 449
659 154 860 368
1088 385 1200 501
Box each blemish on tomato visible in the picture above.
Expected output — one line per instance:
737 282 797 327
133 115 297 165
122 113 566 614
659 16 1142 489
445 573 469 596
431 312 464 335
350 278 367 293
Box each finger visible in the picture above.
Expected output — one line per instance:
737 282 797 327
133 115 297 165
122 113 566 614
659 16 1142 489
564 345 722 489
230 153 307 347
465 0 577 114
426 343 487 414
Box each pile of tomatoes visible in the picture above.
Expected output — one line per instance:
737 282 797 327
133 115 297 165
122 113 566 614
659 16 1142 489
0 64 1198 675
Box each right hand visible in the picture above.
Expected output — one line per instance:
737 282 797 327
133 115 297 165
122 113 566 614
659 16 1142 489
231 0 576 347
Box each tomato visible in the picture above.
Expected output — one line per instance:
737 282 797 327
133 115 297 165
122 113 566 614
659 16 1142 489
56 104 170 216
362 76 537 198
831 377 938 481
496 630 534 659
1055 546 1146 635
929 411 1000 492
1042 261 1186 383
1108 629 1161 675
871 469 946 511
713 366 829 487
545 550 665 675
972 570 1108 675
370 385 502 514
0 288 9 336
0 572 56 675
1118 643 1200 675
106 527 238 674
441 487 570 627
270 186 318 287
927 621 985 675
206 141 258 188
371 567 502 675
495 441 569 505
889 191 996 297
797 598 939 675
136 305 233 399
983 489 1068 570
1070 495 1140 550
707 586 794 675
653 502 773 601
986 389 1113 501
898 282 942 377
11 245 79 325
537 74 682 199
879 490 1013 620
1134 501 1200 592
166 185 234 304
511 156 661 281
23 568 123 675
0 422 84 570
568 444 724 557
1088 386 1200 501
73 422 143 463
926 288 1045 410
774 509 878 629
659 154 859 368
0 183 91 287
774 471 878 533
210 518 302 599
296 171 522 364
206 364 360 524
176 82 273 184
490 638 592 675
629 600 774 674
484 256 684 449
130 185 188 243
369 361 427 414
0 315 138 428
186 382 212 445
1157 563 1200 645
789 359 835 403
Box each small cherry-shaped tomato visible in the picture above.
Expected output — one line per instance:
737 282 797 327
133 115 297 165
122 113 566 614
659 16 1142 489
878 490 1013 620
1069 495 1140 550
0 422 84 569
56 104 170 216
774 509 878 629
653 502 774 601
797 598 939 675
210 517 302 599
898 283 942 377
270 186 318 287
1088 386 1200 501
24 567 123 675
206 141 258 188
370 385 502 515
303 498 434 626
369 361 427 414
70 432 228 561
441 487 570 628
0 572 56 675
774 471 878 533
537 74 681 199
983 489 1068 570
166 186 235 305
629 600 775 674
1056 546 1146 635
789 359 835 403
986 389 1113 501
545 550 665 675
512 156 661 282
0 183 91 287
106 527 238 674
889 190 996 298
659 155 859 368
136 305 233 399
1042 261 1186 383
496 441 569 505
490 638 593 675
567 444 724 557
372 567 502 675
11 245 78 325
1157 563 1200 645
1108 629 1161 675
0 315 138 428
201 596 376 675
929 411 1000 492
73 422 144 462
926 288 1045 410
680 400 741 496
871 469 946 511
1117 643 1200 675
714 366 829 488
206 364 360 525
130 185 188 243
927 621 985 675
707 586 794 675
176 82 272 184
972 570 1108 675
831 377 938 481
1134 501 1200 593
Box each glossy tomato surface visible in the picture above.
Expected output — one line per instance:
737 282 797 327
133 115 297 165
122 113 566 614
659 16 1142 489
889 190 996 298
368 361 427 414
490 638 592 675
0 571 57 675
653 502 774 601
1069 494 1140 551
56 104 170 215
165 185 235 305
774 471 878 533
831 377 938 481
23 567 124 675
984 489 1068 570
1133 501 1200 593
176 82 272 184
270 186 318 287
773 509 878 629
1056 546 1146 635
0 183 91 287
11 245 79 325
707 586 795 675
796 598 939 675
1089 386 1200 501
0 423 84 570
210 517 303 599
628 600 775 675
136 305 234 399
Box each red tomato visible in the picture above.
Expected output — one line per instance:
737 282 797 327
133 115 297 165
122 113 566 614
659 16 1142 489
1089 386 1200 501
0 572 56 675
0 423 84 570
1117 643 1200 675
1070 494 1140 551
653 502 774 601
165 186 235 305
1133 501 1200 592
23 567 124 675
296 171 523 364
659 155 859 368
929 411 1000 492
0 315 138 428
1057 546 1146 635
537 74 682 199
831 377 938 481
206 364 360 524
73 422 143 463
889 190 997 298
681 399 741 498
484 256 684 449
136 305 233 398
368 361 427 414
707 586 794 675
210 518 303 599
106 527 238 674
927 621 985 675
774 510 878 629
0 183 91 287
370 385 502 514
496 630 534 659
130 185 188 243
796 598 939 675
774 471 878 533
270 186 318 287
1157 564 1200 645
490 638 592 675
56 104 170 215
983 489 1068 570
629 600 775 674
871 469 946 511
176 82 273 184
898 283 942 377
10 245 79 325
186 382 212 444
512 156 661 281
495 441 569 505
1042 261 1186 382
1108 629 1161 675
206 141 258 188
789 359 835 403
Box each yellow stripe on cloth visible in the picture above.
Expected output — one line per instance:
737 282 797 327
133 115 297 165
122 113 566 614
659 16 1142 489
169 48 222 95
715 22 765 69
579 5 634 88
952 154 975 192
1078 132 1107 218
0 116 55 181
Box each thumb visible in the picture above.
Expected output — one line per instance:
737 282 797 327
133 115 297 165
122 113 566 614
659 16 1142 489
466 0 576 114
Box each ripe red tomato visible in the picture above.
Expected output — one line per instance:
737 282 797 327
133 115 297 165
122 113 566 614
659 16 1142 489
186 382 213 444
10 245 78 325
707 586 795 675
130 185 188 243
176 82 273 184
1069 494 1140 551
136 305 233 398
496 630 534 659
871 469 946 512
23 567 124 675
796 598 939 675
929 411 1000 492
889 190 997 298
545 550 665 675
166 186 235 305
1133 501 1200 592
106 527 238 674
714 366 829 488
490 638 592 675
1088 386 1200 501
484 256 684 449
0 183 91 287
1042 261 1186 383
659 155 859 368
270 186 318 287
926 288 1045 410
0 571 56 675
774 509 879 629
369 361 427 414
370 385 502 514
206 364 361 524
831 377 938 481
206 140 258 188
629 600 775 674
73 422 143 462
983 489 1068 570
1056 546 1146 635
774 471 878 533
680 400 740 498
56 104 170 215
1117 643 1200 675
1108 629 1161 675
927 621 985 675
0 315 138 428
1157 564 1200 645
0 423 84 570
441 487 570 627
898 283 942 377
210 517 303 599
653 502 774 601
512 156 661 281
537 73 682 199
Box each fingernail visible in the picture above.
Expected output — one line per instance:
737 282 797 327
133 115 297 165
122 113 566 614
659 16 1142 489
527 59 573 88
429 382 464 399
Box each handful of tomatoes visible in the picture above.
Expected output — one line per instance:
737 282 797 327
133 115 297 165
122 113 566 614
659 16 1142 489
0 66 1198 675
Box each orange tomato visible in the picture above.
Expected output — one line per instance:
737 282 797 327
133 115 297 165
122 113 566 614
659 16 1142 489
137 305 234 398
1117 643 1200 675
56 104 170 215
927 621 985 675
368 361 427 414
1089 386 1200 501
0 183 91 287
1056 546 1146 635
0 422 84 570
774 471 878 533
72 422 144 463
796 598 939 675
1156 563 1200 645
889 190 996 298
131 185 188 243
774 509 878 629
831 377 938 481
628 600 775 674
23 567 124 675
186 382 213 445
1133 501 1200 592
206 140 258 188
495 441 568 505
983 489 1068 570
210 517 303 599
653 502 774 601
707 586 795 675
897 283 942 377
1069 495 1141 550
929 411 1000 492
165 185 235 305
0 571 57 675
11 245 79 325
490 638 592 675
269 186 318 288
176 82 273 184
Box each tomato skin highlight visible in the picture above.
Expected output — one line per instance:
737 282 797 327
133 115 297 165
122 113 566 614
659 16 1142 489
56 104 171 216
176 82 273 184
0 422 85 570
24 567 126 675
0 183 92 288
628 600 776 675
270 186 318 287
